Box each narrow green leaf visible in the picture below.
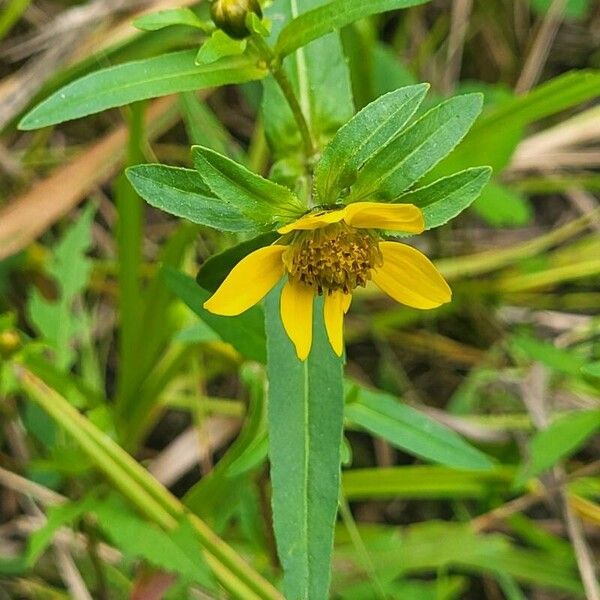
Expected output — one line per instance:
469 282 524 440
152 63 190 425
582 362 600 378
275 0 429 58
265 285 344 600
196 233 279 292
126 164 257 232
192 145 305 226
512 335 586 376
196 31 247 66
473 182 533 228
396 167 492 230
19 52 267 130
516 410 600 486
133 8 212 31
315 84 429 204
350 94 483 201
345 385 494 470
163 267 266 363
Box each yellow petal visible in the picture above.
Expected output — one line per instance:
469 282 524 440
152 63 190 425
280 279 314 361
344 202 425 233
372 242 451 309
277 207 347 234
342 293 352 314
204 245 285 316
323 290 349 357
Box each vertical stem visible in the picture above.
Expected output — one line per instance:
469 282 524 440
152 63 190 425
116 103 145 416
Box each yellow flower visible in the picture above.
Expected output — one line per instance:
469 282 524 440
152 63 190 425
204 202 451 360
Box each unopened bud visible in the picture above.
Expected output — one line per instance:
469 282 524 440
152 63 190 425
0 330 21 359
210 0 262 39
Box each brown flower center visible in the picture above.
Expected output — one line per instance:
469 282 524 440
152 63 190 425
283 223 383 294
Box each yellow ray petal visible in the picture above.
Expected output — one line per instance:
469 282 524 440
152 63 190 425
372 242 451 309
344 202 425 233
277 207 346 234
280 279 314 361
324 290 349 357
342 293 352 314
204 245 285 316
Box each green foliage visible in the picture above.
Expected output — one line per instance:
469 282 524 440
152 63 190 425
265 287 344 600
196 30 247 65
133 8 212 32
19 52 267 129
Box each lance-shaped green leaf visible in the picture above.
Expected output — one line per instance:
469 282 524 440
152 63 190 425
127 165 259 232
133 8 212 31
275 0 429 58
19 51 267 130
345 385 494 470
396 167 492 230
265 285 344 600
349 94 483 202
315 84 429 204
192 145 305 227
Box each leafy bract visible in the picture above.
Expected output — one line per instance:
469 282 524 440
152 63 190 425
133 8 212 32
192 145 305 227
20 52 267 129
196 30 247 65
127 165 257 232
349 94 483 201
315 84 429 204
275 0 429 58
396 167 492 229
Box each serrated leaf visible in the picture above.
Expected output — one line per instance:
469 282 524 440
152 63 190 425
275 0 429 58
315 84 429 204
163 267 266 363
197 233 279 292
20 52 267 130
350 94 483 201
127 165 258 232
133 8 212 31
345 385 494 470
192 145 305 227
396 167 492 229
265 284 344 600
515 410 600 487
196 30 247 65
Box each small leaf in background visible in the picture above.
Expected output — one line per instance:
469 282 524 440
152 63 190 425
473 182 533 228
133 8 212 32
163 267 266 363
582 362 600 378
126 164 257 232
511 335 587 376
196 30 247 66
314 84 429 204
350 94 483 201
396 167 492 230
530 0 590 20
266 286 344 600
345 385 494 470
515 411 600 487
192 145 305 225
19 52 267 129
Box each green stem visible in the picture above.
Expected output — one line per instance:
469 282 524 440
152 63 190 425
250 35 315 160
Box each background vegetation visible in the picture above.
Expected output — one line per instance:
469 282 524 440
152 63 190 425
1 0 599 598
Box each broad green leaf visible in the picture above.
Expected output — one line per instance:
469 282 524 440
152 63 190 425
396 167 492 230
582 362 600 378
263 0 354 158
314 84 429 204
163 267 266 363
473 182 533 228
133 8 212 31
196 233 279 292
19 52 267 130
515 410 600 487
275 0 429 58
512 335 586 376
266 284 344 600
345 385 494 470
349 94 483 201
196 30 247 66
192 145 305 226
126 165 257 232
343 466 513 500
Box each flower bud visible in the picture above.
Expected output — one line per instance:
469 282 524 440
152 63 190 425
0 330 21 359
210 0 263 39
